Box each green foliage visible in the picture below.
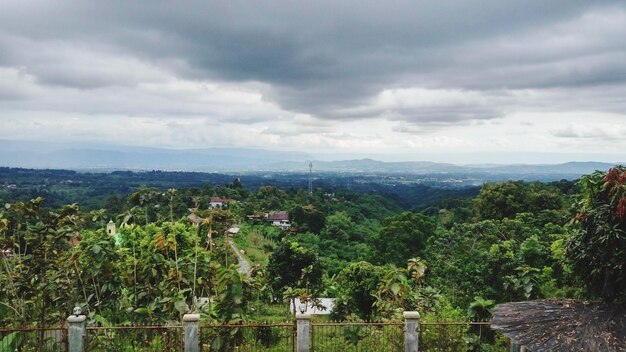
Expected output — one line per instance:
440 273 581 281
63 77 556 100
371 212 435 267
266 240 323 299
214 265 249 323
567 166 626 302
291 205 325 234
467 296 495 321
474 181 563 221
426 215 566 308
0 164 609 343
332 261 393 320
0 198 77 326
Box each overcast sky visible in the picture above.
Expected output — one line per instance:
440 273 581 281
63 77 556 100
1 0 625 163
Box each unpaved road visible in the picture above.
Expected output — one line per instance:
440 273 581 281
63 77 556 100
227 239 251 275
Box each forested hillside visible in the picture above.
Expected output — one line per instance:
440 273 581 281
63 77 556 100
1 166 624 340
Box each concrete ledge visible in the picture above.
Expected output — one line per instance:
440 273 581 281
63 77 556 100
183 314 201 322
296 313 312 320
403 311 420 319
67 315 87 323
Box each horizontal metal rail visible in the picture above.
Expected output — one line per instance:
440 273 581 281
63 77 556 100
421 321 492 325
0 327 66 332
200 323 294 328
86 325 182 330
312 322 403 326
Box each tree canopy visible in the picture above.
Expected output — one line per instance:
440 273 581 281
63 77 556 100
567 166 626 303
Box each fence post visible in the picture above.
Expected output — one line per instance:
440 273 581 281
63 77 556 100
296 313 311 352
403 311 420 352
67 308 86 352
183 313 200 352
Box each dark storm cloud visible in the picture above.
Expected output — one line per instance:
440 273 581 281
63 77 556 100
0 0 625 125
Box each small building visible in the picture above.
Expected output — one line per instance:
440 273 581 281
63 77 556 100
289 298 335 315
267 211 290 230
209 197 230 209
106 220 116 236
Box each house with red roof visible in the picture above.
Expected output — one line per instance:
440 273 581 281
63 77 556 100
266 211 290 230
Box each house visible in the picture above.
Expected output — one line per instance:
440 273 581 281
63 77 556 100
266 211 290 230
209 197 230 209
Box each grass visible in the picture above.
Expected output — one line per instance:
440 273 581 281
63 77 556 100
250 303 293 322
233 224 278 266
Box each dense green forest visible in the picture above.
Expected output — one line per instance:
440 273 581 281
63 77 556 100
1 166 624 343
0 167 479 211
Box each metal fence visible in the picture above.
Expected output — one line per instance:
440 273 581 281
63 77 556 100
419 321 511 351
85 325 183 352
0 326 68 351
1 318 513 352
311 321 404 352
199 323 295 351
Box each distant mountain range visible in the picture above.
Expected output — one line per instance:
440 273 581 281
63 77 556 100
0 140 621 179
0 140 311 171
269 159 619 176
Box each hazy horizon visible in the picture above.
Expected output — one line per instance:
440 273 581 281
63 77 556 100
0 139 625 169
1 1 625 163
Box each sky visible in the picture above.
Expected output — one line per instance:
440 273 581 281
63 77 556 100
1 0 625 164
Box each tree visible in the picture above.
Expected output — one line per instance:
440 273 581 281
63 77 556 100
373 258 440 319
89 208 108 228
370 212 435 267
0 198 78 326
129 187 161 225
426 216 561 307
166 188 177 223
474 181 563 221
567 166 626 303
332 261 392 320
266 241 323 299
291 205 325 234
321 212 354 242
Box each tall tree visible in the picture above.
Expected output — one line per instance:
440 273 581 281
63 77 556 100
567 166 626 302
266 240 323 299
370 212 435 267
129 187 161 225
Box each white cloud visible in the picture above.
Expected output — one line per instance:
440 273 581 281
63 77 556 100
0 1 625 163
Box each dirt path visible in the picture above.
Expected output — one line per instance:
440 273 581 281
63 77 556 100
227 238 251 275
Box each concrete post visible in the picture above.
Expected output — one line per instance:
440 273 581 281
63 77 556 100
403 311 420 352
296 313 311 352
183 313 200 352
67 313 86 352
